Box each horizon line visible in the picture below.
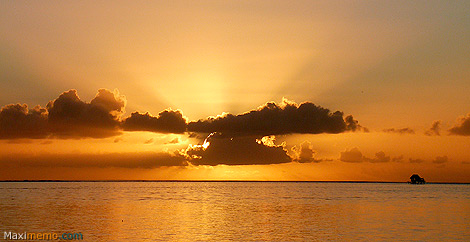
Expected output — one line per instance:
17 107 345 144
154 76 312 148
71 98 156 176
0 180 468 184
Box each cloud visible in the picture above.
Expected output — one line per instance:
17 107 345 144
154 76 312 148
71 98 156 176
340 148 390 163
340 147 364 163
0 88 128 139
0 151 187 169
122 109 187 134
449 113 470 136
0 104 48 139
188 98 365 136
114 137 124 143
1 91 365 140
166 137 180 144
425 120 441 136
144 138 154 144
344 115 369 132
184 133 292 166
365 151 391 163
291 141 320 163
409 158 425 163
0 88 187 139
383 127 415 134
46 89 125 138
392 155 404 162
433 155 448 164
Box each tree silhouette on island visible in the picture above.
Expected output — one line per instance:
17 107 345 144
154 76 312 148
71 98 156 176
409 174 426 184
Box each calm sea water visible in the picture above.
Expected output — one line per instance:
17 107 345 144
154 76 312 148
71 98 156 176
1 182 469 241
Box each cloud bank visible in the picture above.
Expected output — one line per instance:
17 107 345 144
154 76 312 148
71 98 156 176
0 151 187 169
0 89 187 139
0 89 126 139
0 91 365 139
188 98 366 136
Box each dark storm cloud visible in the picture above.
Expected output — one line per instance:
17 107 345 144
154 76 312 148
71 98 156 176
184 133 292 166
0 151 187 169
188 99 365 136
449 113 470 136
0 104 48 139
122 109 187 134
340 148 391 163
383 127 415 134
425 120 441 136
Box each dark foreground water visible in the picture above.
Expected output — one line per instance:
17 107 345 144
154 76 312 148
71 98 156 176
1 182 469 241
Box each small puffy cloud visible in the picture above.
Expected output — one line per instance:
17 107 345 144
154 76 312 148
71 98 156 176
166 137 180 144
291 141 319 163
340 148 391 163
122 109 187 134
144 138 154 144
344 115 369 132
0 104 48 139
184 133 292 166
392 155 404 162
383 127 415 134
409 158 425 163
114 137 124 143
0 151 187 169
188 98 365 136
425 120 441 136
433 155 448 164
340 147 364 163
365 151 391 163
449 113 470 136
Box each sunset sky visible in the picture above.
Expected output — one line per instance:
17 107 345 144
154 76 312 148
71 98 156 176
1 1 469 182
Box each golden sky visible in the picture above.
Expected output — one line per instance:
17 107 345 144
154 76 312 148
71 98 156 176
0 1 469 182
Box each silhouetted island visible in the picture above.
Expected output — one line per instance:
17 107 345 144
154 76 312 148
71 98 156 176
409 174 425 184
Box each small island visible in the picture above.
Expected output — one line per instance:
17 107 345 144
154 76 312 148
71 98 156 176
409 174 426 184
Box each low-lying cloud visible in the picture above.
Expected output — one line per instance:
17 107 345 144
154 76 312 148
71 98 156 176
383 127 415 134
340 148 391 163
0 151 187 169
291 141 321 163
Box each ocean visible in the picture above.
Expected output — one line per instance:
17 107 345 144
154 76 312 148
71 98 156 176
1 181 469 241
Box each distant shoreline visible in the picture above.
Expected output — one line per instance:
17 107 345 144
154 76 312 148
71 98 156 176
0 180 468 184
